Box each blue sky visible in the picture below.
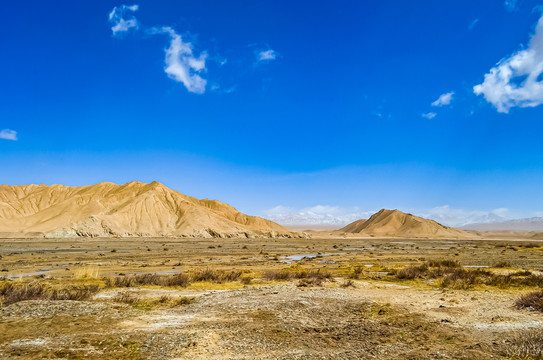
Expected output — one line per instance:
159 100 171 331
2 0 543 226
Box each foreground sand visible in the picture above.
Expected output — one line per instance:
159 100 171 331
1 237 543 359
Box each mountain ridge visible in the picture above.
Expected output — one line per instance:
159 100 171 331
0 181 302 238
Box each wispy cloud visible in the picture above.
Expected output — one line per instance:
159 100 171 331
468 18 479 31
421 112 437 119
474 14 543 113
0 129 18 141
256 49 278 63
152 27 207 94
505 0 519 12
431 91 454 107
108 4 139 36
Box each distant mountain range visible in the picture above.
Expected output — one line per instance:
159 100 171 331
462 217 543 231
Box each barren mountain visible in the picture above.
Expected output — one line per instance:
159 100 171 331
0 181 301 238
339 209 471 238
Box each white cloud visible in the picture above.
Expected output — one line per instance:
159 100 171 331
416 205 508 227
474 14 543 113
256 49 278 63
421 112 437 119
108 4 139 36
262 205 375 227
262 204 515 228
152 27 207 94
505 0 519 12
0 129 17 141
431 91 454 107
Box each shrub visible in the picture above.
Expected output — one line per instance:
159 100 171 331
515 291 543 312
348 266 364 280
340 279 356 288
493 261 511 268
297 277 323 287
240 277 253 285
113 291 141 304
189 269 241 283
0 282 100 306
394 264 429 280
264 271 294 281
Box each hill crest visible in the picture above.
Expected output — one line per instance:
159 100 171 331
339 209 471 238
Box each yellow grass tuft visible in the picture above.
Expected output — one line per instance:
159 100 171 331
75 266 99 279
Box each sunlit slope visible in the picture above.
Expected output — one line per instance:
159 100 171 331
339 209 471 238
0 181 301 238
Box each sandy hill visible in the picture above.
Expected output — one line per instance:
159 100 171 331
0 181 302 238
338 209 471 238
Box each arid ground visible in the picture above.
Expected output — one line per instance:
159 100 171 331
2 236 543 359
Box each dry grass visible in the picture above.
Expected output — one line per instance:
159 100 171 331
104 273 191 288
500 328 543 359
0 281 100 306
515 291 543 312
113 291 141 304
104 269 242 289
112 291 194 309
264 269 333 284
75 266 100 279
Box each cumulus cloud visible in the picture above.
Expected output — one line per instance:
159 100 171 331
256 49 278 63
262 205 375 228
152 27 207 94
431 91 454 107
107 4 208 94
0 129 17 141
108 4 139 36
422 112 437 119
474 14 543 113
505 0 519 12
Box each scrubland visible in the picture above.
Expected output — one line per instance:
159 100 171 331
1 237 543 359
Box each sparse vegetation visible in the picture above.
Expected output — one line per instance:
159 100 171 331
390 261 543 289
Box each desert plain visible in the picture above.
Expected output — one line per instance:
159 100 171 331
2 234 543 359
